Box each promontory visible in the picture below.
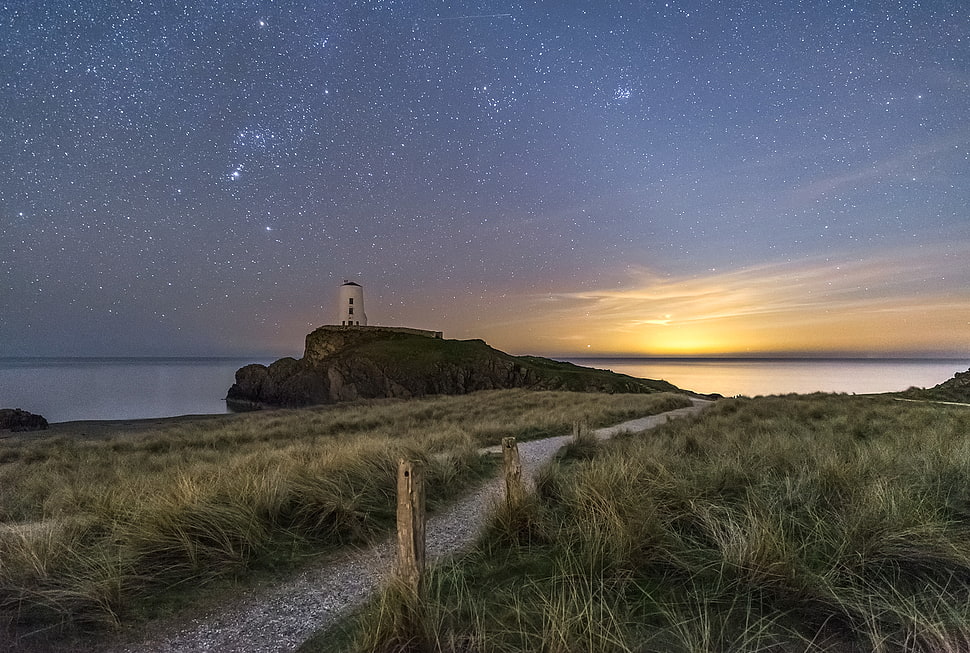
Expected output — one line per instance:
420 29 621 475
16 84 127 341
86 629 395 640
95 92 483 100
899 367 970 403
226 325 688 409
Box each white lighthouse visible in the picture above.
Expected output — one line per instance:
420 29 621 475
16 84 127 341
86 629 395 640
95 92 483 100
338 281 367 326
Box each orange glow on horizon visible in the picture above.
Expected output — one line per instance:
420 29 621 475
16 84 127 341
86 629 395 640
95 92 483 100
461 245 970 358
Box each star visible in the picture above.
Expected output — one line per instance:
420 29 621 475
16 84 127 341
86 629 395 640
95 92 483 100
0 0 965 359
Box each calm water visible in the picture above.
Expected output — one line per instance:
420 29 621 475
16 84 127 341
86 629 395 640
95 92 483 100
2 357 968 423
0 358 276 423
565 358 970 397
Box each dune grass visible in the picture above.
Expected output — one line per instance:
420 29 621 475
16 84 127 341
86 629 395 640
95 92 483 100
0 389 689 645
333 394 970 652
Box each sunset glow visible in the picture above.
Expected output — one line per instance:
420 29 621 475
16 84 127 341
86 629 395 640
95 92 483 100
466 244 970 357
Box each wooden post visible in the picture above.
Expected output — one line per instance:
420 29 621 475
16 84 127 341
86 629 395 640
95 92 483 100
396 459 425 599
575 416 592 443
502 437 524 509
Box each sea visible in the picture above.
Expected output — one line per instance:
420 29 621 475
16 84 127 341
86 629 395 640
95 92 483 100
565 358 970 399
0 357 277 423
1 357 968 424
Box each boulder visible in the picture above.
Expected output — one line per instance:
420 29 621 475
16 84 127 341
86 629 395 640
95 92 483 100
0 409 49 432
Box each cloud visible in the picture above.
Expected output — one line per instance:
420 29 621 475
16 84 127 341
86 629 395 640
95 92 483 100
475 242 970 356
789 133 970 205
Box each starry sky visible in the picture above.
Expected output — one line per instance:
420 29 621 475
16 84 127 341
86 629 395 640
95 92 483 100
2 0 969 359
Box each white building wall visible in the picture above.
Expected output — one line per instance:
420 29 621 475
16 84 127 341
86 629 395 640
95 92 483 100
338 282 367 326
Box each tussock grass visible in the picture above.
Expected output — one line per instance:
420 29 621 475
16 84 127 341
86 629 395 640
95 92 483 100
336 394 970 652
0 389 688 644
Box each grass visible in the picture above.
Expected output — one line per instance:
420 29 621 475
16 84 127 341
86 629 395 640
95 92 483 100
343 333 685 394
330 394 970 652
0 389 690 647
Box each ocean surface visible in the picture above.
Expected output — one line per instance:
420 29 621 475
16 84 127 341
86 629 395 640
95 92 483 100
0 357 277 423
1 357 968 423
564 358 970 398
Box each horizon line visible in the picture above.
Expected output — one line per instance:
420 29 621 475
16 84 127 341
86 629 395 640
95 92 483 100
4 353 969 363
555 354 970 361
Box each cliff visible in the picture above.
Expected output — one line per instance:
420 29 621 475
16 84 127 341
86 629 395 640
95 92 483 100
226 326 685 408
899 368 970 403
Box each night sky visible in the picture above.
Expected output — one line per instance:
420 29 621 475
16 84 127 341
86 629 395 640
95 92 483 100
2 1 969 358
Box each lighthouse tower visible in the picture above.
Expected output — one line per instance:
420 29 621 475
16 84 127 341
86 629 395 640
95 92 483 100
338 281 367 326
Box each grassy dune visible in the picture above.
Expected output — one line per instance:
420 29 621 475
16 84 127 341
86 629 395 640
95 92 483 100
0 389 690 644
338 394 970 652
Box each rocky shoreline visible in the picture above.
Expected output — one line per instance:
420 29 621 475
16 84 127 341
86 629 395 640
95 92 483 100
0 408 48 433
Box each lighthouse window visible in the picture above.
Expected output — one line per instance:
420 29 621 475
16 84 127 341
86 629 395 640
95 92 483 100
348 298 354 304
349 307 354 315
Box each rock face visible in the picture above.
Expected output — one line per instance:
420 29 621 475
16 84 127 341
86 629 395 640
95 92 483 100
901 368 970 403
227 326 682 409
0 409 49 432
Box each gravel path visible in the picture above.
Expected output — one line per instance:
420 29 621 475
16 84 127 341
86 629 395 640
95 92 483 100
101 401 710 653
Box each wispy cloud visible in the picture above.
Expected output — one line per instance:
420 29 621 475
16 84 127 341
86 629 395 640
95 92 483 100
476 243 970 356
789 133 970 205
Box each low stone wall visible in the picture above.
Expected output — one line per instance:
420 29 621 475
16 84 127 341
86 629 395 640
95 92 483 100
325 325 443 339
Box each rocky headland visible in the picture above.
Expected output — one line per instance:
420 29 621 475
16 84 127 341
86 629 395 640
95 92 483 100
899 367 970 403
227 326 688 409
0 408 48 432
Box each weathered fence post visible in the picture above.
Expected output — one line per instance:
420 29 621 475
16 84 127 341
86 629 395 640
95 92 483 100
574 415 592 443
396 458 425 599
502 437 524 509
